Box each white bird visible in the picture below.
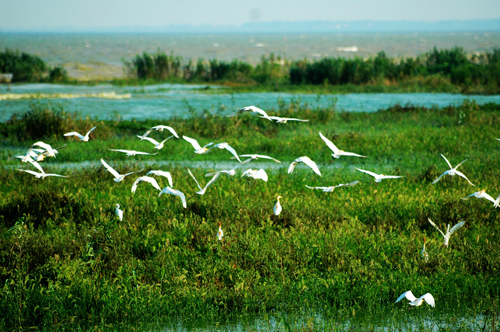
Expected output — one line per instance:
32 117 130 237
227 105 270 118
16 168 68 179
421 238 429 262
241 168 268 182
183 136 214 154
319 132 367 159
238 154 281 163
428 218 466 246
305 181 359 192
495 193 500 208
211 142 242 162
137 135 174 150
159 186 187 209
100 159 143 182
261 115 309 123
288 156 321 176
395 291 435 307
146 170 173 187
109 149 158 157
141 125 179 139
217 222 224 240
64 126 97 141
461 189 496 205
355 168 403 182
14 154 44 173
131 176 161 193
205 158 251 177
15 148 42 163
274 196 282 216
31 142 65 160
432 154 474 186
115 204 123 221
188 168 221 195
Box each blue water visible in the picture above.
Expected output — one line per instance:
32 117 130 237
1 83 500 121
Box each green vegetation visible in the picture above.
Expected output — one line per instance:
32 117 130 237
1 101 500 331
0 48 68 83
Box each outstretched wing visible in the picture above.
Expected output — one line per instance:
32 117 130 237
64 132 84 139
139 136 160 146
85 126 97 137
440 154 453 170
147 170 173 187
241 154 281 163
454 171 474 186
221 143 242 163
335 181 360 188
355 168 378 178
448 221 465 236
183 136 202 150
432 172 446 184
100 159 120 178
319 132 340 154
454 159 468 170
461 192 478 200
395 290 417 303
152 125 179 138
198 173 220 195
420 293 435 307
300 157 322 176
428 218 446 238
159 187 187 208
284 117 309 122
341 151 367 158
187 168 202 191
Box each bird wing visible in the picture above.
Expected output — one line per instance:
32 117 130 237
183 136 202 150
85 126 97 137
355 168 378 178
100 159 121 179
483 192 496 204
123 168 144 177
248 106 269 117
134 151 157 155
254 169 268 182
139 129 153 139
109 149 132 154
420 293 435 307
64 132 84 139
454 170 474 186
28 160 44 173
454 159 468 170
131 177 142 193
495 193 500 208
17 169 43 177
241 169 253 178
198 173 220 195
142 176 161 191
221 143 242 163
461 192 478 200
335 181 360 188
32 141 53 151
305 185 329 191
395 291 417 303
288 161 298 174
448 221 465 236
283 117 309 122
300 157 322 176
44 173 68 178
319 132 340 154
159 187 187 208
381 175 404 180
187 168 202 190
428 218 446 238
341 151 367 158
139 136 160 146
154 125 179 138
432 172 446 184
241 154 281 163
440 154 453 170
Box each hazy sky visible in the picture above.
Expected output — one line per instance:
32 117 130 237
1 0 500 30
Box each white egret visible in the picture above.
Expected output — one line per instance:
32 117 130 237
495 193 500 208
182 136 214 154
146 170 173 187
218 222 224 240
274 196 282 216
100 159 143 182
241 168 268 182
143 125 179 138
395 291 435 307
305 181 359 192
432 154 474 186
261 115 309 123
205 158 251 177
31 142 66 160
428 219 465 246
227 105 270 118
421 238 429 262
159 186 187 209
16 168 68 179
238 154 281 163
288 156 321 176
137 135 175 150
212 142 242 162
319 132 367 159
355 168 403 182
115 204 123 221
461 189 496 205
109 149 158 157
188 168 220 195
131 176 161 193
64 126 97 141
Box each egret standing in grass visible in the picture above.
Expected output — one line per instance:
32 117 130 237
115 204 123 221
218 222 224 241
274 196 282 216
421 238 429 262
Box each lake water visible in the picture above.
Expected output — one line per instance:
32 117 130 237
1 83 500 121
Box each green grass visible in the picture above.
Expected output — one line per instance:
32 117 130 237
0 101 499 331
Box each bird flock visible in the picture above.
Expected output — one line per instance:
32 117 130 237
13 105 500 309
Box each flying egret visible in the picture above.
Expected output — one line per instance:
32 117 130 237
205 158 251 177
159 186 187 209
14 155 44 173
131 176 161 193
305 181 359 192
495 193 500 208
115 204 123 221
100 159 143 182
288 156 321 176
137 135 175 150
141 125 179 139
64 126 97 141
241 168 268 182
461 189 496 205
261 115 309 123
428 218 465 246
227 105 270 118
109 149 158 157
421 238 429 262
188 168 221 195
319 132 367 159
355 168 403 182
217 222 224 240
146 170 173 187
16 168 68 179
211 142 242 162
31 142 66 160
395 291 435 307
432 154 474 186
183 136 214 154
15 148 42 163
238 154 281 163
274 196 282 216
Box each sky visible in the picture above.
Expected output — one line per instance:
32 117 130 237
1 0 500 31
